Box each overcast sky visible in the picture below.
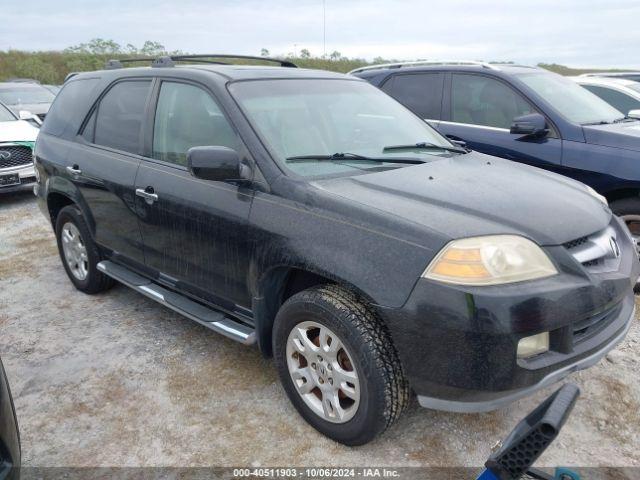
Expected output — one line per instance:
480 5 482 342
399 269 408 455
2 0 638 68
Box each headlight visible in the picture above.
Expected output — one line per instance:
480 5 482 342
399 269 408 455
585 185 608 205
423 235 557 286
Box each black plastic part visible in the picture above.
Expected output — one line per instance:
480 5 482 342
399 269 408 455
169 54 298 68
485 383 580 480
152 56 175 68
104 54 297 70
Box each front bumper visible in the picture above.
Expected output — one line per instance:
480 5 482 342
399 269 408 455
0 164 36 193
379 216 639 412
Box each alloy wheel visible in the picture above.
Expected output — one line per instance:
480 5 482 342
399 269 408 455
61 222 89 281
286 321 360 423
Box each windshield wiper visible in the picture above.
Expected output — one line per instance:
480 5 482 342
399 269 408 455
285 152 425 165
382 141 467 154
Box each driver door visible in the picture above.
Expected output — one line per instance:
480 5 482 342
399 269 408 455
135 80 254 310
438 73 563 173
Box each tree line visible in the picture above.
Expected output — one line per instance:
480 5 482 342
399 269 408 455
0 38 625 85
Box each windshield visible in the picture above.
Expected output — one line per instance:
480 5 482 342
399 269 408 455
229 79 457 177
517 72 623 124
0 103 15 122
0 84 55 106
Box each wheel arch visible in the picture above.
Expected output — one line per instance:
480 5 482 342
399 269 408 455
252 265 378 357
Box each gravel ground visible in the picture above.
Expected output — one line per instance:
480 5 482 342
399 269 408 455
1 190 639 473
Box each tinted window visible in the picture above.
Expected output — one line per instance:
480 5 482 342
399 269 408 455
81 109 96 142
152 82 238 166
582 85 640 115
41 78 100 137
452 74 535 129
382 73 444 119
94 81 151 154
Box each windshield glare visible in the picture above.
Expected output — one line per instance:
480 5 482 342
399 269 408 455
230 79 456 177
517 72 623 124
0 85 55 106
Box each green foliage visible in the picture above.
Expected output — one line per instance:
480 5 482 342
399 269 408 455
0 38 631 85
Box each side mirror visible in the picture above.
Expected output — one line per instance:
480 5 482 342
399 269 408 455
628 109 640 120
18 110 42 125
510 113 548 137
187 146 249 182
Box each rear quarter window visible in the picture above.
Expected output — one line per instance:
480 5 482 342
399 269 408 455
41 78 100 138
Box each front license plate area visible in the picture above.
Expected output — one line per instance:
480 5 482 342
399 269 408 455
0 173 20 187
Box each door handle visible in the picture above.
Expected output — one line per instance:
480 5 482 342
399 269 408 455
136 187 159 204
66 165 82 175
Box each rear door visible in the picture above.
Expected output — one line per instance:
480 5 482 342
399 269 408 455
380 72 444 128
66 79 152 266
438 73 563 172
135 79 254 310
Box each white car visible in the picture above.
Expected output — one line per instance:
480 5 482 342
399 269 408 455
0 102 39 193
571 75 640 119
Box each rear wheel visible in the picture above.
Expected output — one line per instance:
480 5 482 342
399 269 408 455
55 205 114 294
273 285 409 445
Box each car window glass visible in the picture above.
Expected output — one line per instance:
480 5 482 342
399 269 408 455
451 74 535 129
152 82 239 166
94 80 151 154
382 73 444 120
81 109 96 142
582 85 640 115
0 103 15 122
41 78 100 137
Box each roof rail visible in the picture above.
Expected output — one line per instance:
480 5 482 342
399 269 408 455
348 60 499 75
105 54 297 70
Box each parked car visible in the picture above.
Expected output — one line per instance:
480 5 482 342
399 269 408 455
0 102 38 192
351 61 640 254
581 71 640 82
43 85 61 96
34 55 638 445
570 75 640 119
0 82 56 121
0 357 20 479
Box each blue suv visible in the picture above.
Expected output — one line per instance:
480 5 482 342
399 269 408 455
352 61 640 254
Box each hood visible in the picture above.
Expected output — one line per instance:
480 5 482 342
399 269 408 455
313 152 610 246
0 120 38 143
583 120 640 151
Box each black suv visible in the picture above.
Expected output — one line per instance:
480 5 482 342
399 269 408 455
34 55 638 445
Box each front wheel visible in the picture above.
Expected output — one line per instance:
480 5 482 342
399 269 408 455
273 285 409 445
610 197 640 257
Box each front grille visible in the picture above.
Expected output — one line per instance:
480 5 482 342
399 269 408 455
563 225 621 273
0 145 33 169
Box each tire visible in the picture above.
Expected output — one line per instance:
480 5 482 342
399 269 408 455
273 284 409 445
610 197 640 293
55 205 114 294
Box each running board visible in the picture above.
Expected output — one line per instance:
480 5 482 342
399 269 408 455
97 260 256 345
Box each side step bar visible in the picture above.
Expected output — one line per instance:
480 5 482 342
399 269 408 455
97 260 256 345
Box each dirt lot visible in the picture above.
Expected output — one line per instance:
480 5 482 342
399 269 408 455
1 191 639 472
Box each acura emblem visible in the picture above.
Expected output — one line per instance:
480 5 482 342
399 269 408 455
0 151 11 160
609 236 621 258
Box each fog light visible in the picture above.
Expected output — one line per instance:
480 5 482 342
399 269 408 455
517 332 549 359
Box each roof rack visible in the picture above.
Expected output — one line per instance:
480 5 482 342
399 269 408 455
348 60 499 75
105 54 297 70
